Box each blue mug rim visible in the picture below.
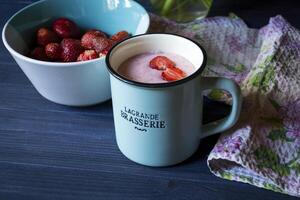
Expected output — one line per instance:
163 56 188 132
105 33 207 88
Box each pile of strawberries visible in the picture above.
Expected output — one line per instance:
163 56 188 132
29 17 129 62
149 56 186 82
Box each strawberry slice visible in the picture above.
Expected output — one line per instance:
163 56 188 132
161 66 186 82
168 65 186 77
149 56 175 70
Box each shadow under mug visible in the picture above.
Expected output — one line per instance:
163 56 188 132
106 33 242 167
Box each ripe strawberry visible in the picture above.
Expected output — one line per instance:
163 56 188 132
45 43 62 61
52 18 80 38
60 39 84 62
161 67 186 82
92 37 114 54
36 28 59 46
111 31 129 42
30 47 48 61
81 30 107 49
77 50 99 61
99 39 115 56
149 56 176 70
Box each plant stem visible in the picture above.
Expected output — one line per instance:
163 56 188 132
161 0 175 16
202 0 212 9
170 0 190 12
177 0 183 22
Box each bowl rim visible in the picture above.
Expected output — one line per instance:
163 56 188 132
1 0 150 67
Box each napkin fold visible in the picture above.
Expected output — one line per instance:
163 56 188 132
149 14 300 197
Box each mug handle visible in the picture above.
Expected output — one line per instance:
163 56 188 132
200 77 242 138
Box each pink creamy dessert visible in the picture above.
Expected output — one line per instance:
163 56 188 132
117 52 195 83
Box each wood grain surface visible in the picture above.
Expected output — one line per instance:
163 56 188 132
0 0 298 199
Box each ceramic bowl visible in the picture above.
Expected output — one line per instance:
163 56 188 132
2 0 149 106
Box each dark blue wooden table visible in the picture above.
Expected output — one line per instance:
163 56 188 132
0 0 298 199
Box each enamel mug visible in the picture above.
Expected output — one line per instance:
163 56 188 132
106 33 242 167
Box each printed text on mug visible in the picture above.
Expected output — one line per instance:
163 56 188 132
121 106 166 132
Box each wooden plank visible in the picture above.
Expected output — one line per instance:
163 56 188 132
0 0 299 200
0 84 113 115
0 64 31 86
0 162 295 200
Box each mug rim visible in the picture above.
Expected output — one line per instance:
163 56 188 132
105 33 207 88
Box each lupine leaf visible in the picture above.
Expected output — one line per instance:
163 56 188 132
267 128 294 142
254 147 290 176
224 63 245 73
249 72 263 87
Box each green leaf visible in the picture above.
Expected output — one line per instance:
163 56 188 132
238 175 254 184
264 55 273 65
255 147 279 163
262 182 283 192
248 67 275 91
258 55 273 68
267 128 294 142
275 165 290 176
261 67 275 91
249 72 263 87
220 171 232 180
289 162 300 175
254 147 290 176
224 64 246 73
249 55 276 90
288 152 300 175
